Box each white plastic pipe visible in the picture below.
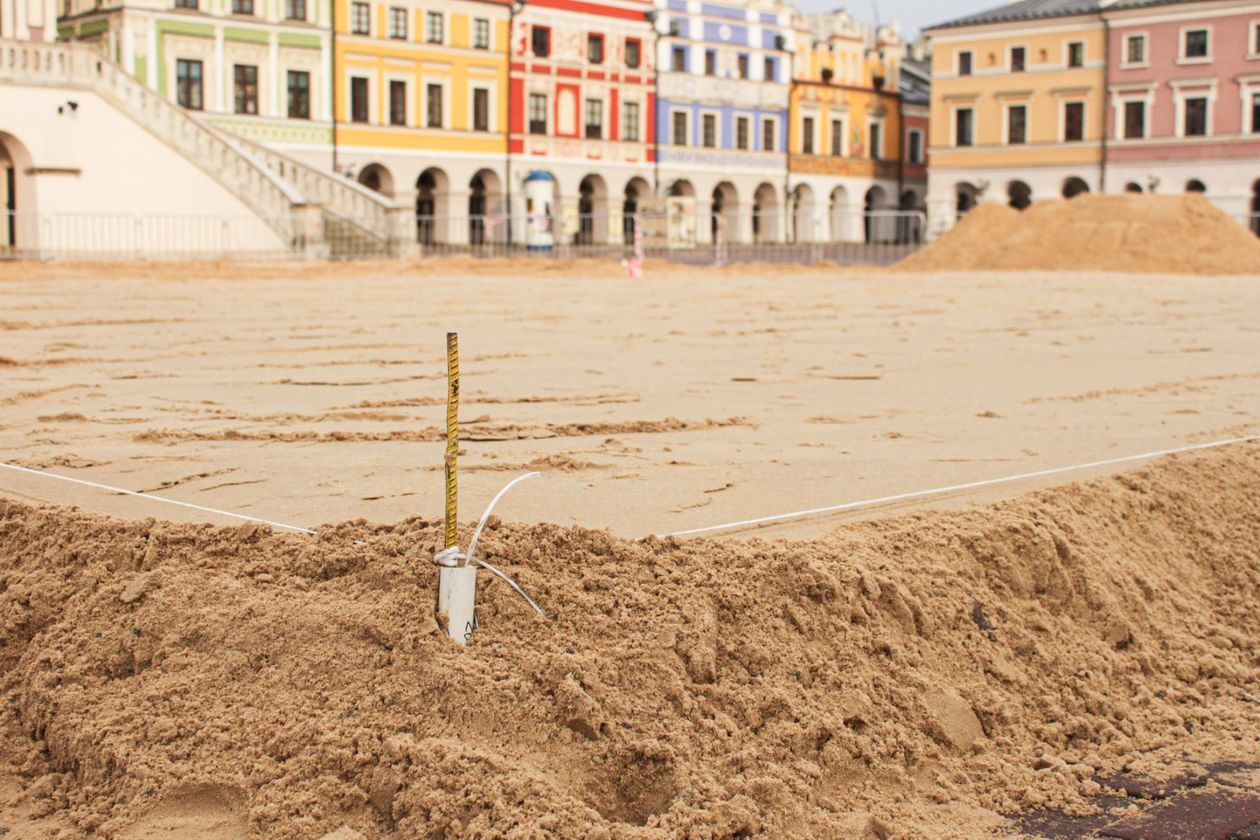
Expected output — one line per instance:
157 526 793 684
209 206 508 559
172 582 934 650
437 563 478 645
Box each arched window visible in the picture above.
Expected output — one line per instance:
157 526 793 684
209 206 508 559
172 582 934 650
1185 179 1207 193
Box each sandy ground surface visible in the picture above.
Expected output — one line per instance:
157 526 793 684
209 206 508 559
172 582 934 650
1 260 1259 539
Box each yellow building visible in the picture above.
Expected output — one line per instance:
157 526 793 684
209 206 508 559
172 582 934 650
334 0 510 241
924 0 1106 229
788 13 915 243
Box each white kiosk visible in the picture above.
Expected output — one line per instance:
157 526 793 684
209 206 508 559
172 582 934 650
523 171 557 252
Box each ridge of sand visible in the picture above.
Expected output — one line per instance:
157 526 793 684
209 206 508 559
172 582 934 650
897 194 1260 275
2 446 1257 838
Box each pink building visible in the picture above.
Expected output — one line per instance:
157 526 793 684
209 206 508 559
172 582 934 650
1105 0 1260 227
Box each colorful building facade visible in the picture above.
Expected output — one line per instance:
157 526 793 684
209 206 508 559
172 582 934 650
58 0 333 163
788 13 914 242
508 0 655 244
333 0 510 243
654 0 793 244
1105 0 1260 222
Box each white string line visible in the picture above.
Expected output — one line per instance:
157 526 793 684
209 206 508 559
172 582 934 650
0 461 317 535
662 434 1260 539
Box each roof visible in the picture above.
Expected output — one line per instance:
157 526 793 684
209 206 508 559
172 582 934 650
926 0 1100 31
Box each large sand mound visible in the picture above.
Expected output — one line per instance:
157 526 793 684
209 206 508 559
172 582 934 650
1 447 1258 837
898 194 1260 275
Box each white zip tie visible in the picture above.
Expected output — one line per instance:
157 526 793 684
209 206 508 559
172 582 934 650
661 433 1260 539
0 460 317 535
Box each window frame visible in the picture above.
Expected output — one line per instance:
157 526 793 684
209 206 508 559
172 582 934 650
284 0 305 21
350 2 370 35
1065 40 1084 69
1178 26 1210 64
762 56 776 82
701 110 718 148
473 17 491 49
704 49 717 76
1121 98 1146 140
532 25 550 58
587 33 604 65
1250 20 1260 59
175 58 203 110
1008 44 1027 73
528 92 548 134
1120 32 1148 68
388 78 408 126
286 69 311 119
830 116 845 156
951 105 974 148
907 128 923 164
800 114 815 154
1181 95 1209 137
957 49 972 76
583 97 604 139
388 7 407 40
1061 99 1086 142
231 0 253 14
736 53 749 79
233 63 259 115
425 11 444 44
425 81 445 129
174 0 198 9
472 86 490 132
735 115 749 150
671 108 689 146
867 118 884 159
622 100 640 142
349 75 370 123
671 45 686 72
761 116 777 152
625 38 641 69
1004 102 1028 145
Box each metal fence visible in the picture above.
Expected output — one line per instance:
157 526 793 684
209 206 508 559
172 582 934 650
1 209 927 265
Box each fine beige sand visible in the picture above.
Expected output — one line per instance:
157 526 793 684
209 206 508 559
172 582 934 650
2 260 1260 539
1 256 1259 838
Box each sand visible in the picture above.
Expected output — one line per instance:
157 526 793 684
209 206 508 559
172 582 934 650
2 262 1260 540
897 194 1260 275
1 256 1259 837
0 446 1258 837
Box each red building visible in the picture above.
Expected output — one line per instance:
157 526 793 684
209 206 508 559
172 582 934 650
508 0 656 243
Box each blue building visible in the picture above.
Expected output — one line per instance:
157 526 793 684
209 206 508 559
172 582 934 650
653 0 794 244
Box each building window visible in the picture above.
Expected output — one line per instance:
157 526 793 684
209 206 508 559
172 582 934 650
625 38 640 68
1253 93 1260 134
908 129 922 163
532 25 550 57
389 80 406 125
1067 41 1083 67
426 12 443 43
584 98 602 139
233 64 258 115
287 70 310 119
426 83 442 127
801 116 814 154
1010 46 1025 72
868 121 882 158
830 118 843 155
350 76 369 122
672 110 687 145
231 0 252 13
1125 34 1145 65
351 2 369 34
284 0 305 20
389 7 406 39
175 58 203 110
761 117 775 151
704 49 716 76
702 113 716 147
671 46 686 72
954 107 973 147
736 116 749 149
623 101 639 141
1183 96 1207 136
588 33 604 64
528 93 546 134
1063 101 1084 141
473 18 490 49
1182 28 1208 60
737 53 749 79
1007 104 1027 144
473 87 489 131
175 0 198 8
1123 100 1145 139
763 56 775 82
958 49 972 75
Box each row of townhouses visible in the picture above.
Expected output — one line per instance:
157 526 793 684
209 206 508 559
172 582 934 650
37 0 928 246
924 0 1260 231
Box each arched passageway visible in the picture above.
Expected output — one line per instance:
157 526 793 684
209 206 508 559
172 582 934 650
790 184 816 242
829 185 851 241
1125 182 1143 193
1007 180 1032 210
416 168 449 244
357 163 394 197
711 182 738 243
0 132 36 253
577 174 608 245
752 183 778 243
623 177 650 243
1185 179 1206 193
1062 176 1090 198
467 169 502 245
1252 180 1260 236
863 185 888 243
955 182 977 217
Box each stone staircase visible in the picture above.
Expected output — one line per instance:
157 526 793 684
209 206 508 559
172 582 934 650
0 38 405 257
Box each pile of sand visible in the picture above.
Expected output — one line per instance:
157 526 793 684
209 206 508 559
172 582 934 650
897 194 1260 275
2 447 1258 838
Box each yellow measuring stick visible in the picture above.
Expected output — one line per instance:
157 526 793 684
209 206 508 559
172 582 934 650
444 331 459 550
